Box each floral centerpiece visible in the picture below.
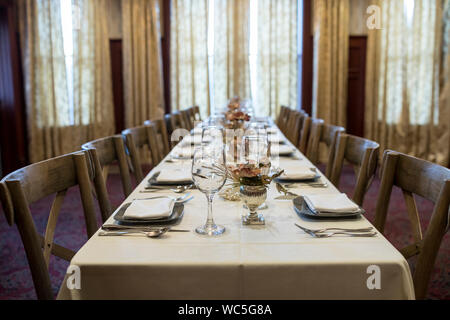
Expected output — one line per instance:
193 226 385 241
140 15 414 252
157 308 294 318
227 162 282 187
224 97 251 129
227 162 283 225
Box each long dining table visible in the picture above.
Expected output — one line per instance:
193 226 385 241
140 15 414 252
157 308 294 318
58 120 415 300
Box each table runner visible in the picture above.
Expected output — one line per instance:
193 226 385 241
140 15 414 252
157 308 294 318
58 125 415 300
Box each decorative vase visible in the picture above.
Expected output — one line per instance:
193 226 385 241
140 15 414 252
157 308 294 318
240 185 267 225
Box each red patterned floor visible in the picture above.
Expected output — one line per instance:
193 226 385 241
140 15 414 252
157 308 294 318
0 166 448 299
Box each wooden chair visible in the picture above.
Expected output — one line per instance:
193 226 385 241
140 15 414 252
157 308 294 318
165 112 188 148
144 118 170 155
279 107 291 135
306 120 345 178
193 105 201 121
0 151 109 300
186 107 198 127
298 115 312 154
331 133 379 206
285 110 301 145
122 123 162 183
180 109 194 131
276 106 288 127
374 150 450 299
82 135 133 199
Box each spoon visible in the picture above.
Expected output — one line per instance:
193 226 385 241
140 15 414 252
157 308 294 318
98 228 171 238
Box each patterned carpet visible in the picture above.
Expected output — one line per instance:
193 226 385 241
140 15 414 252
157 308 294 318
0 165 448 300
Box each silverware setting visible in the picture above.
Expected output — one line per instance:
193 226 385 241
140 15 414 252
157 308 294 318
282 181 328 188
102 224 190 233
98 227 190 238
295 223 377 238
134 193 194 204
144 184 195 193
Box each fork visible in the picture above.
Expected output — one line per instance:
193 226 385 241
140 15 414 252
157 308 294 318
294 223 374 234
303 230 378 238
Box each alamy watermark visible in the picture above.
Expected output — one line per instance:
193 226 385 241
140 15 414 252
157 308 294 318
366 265 381 290
366 5 383 30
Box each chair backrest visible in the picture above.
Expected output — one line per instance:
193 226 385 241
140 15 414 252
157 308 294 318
285 110 301 145
167 112 190 147
374 150 450 299
122 124 161 183
144 118 170 155
306 119 325 163
306 121 345 178
276 106 288 127
193 105 201 121
331 133 379 206
180 109 193 131
279 107 292 135
0 151 107 300
82 136 133 199
298 115 312 154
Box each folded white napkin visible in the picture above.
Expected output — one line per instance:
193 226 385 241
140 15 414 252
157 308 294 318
270 145 294 156
172 146 195 159
304 193 360 213
279 164 317 180
157 166 193 183
182 135 206 145
268 135 285 144
124 198 175 220
267 127 278 134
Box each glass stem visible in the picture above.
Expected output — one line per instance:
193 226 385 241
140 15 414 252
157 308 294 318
205 193 215 228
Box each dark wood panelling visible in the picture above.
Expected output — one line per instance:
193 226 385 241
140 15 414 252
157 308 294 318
301 0 313 115
110 39 125 133
346 36 367 137
161 0 171 114
0 1 27 176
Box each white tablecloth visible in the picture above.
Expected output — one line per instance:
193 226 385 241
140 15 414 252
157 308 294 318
58 126 415 300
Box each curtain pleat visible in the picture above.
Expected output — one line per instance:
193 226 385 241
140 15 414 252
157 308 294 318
365 0 449 166
212 0 251 112
255 0 298 118
122 0 165 127
170 0 210 118
18 0 115 163
312 0 349 128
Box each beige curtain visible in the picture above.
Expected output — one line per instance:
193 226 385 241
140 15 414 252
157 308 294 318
365 0 449 166
122 0 165 128
212 0 251 111
255 0 298 118
19 0 115 163
170 0 210 118
73 0 115 140
19 0 69 163
312 0 349 127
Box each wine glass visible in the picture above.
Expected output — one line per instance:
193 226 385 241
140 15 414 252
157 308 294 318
242 135 271 173
201 124 224 146
191 144 227 236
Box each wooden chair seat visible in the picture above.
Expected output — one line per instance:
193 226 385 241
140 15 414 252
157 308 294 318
331 133 379 206
374 150 450 299
0 151 109 299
